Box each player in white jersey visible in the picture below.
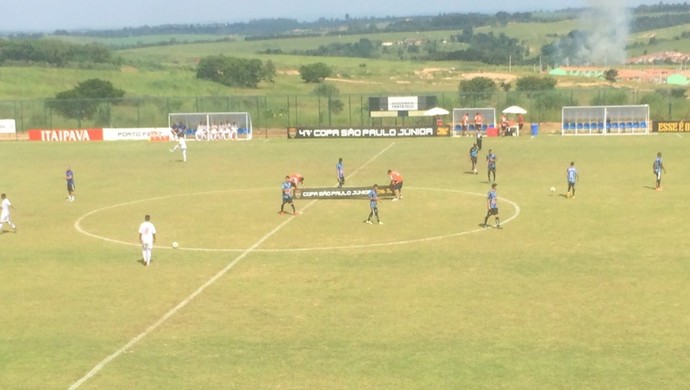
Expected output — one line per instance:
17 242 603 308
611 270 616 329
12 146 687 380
170 135 188 162
1 193 17 232
138 214 157 266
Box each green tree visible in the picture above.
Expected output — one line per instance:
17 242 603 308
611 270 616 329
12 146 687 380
46 79 125 125
263 59 277 84
458 77 496 105
299 62 332 83
196 54 269 88
515 76 557 93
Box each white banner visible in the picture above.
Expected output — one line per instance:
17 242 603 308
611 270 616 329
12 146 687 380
0 119 16 134
387 96 418 111
102 127 173 141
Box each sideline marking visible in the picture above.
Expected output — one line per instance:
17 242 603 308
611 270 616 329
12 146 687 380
75 188 520 252
68 142 396 389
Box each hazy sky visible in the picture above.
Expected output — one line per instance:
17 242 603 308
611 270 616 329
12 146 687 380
2 0 659 32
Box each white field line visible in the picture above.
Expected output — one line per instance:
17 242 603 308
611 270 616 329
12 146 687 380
68 142 395 389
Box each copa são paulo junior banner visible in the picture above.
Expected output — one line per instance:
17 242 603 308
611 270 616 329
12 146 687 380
287 126 450 139
294 186 396 200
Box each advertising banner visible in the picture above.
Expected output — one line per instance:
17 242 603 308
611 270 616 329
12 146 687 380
287 126 441 139
294 186 396 200
653 120 690 133
0 119 16 134
103 127 172 141
28 129 103 142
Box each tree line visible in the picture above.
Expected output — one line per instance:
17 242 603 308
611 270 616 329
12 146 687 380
0 39 118 67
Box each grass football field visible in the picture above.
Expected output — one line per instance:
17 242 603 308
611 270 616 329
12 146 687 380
1 133 689 389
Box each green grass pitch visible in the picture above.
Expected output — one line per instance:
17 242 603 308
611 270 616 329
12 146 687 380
1 133 689 389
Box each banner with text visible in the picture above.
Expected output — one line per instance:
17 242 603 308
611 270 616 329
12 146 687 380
103 127 173 141
28 129 103 142
653 120 690 133
287 126 443 139
294 186 396 200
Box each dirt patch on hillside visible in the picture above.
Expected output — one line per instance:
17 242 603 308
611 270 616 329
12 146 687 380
325 77 382 85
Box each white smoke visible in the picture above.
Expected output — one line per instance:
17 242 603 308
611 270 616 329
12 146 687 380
579 0 631 65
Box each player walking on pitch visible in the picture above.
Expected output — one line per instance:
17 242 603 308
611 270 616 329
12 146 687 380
486 149 497 183
653 152 666 191
469 143 479 174
336 157 345 188
483 183 501 229
280 175 297 215
65 166 75 202
138 214 156 266
566 161 578 198
364 184 383 224
0 193 17 232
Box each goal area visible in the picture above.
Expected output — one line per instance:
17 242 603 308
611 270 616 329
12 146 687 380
168 112 253 140
561 105 650 136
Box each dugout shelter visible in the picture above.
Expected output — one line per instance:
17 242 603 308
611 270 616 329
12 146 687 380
168 112 253 140
561 105 650 135
451 108 497 136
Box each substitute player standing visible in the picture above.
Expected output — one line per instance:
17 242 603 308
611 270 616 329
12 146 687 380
482 183 501 229
280 175 297 215
336 158 345 188
364 184 382 224
65 166 75 202
566 161 579 198
653 152 666 191
138 214 156 266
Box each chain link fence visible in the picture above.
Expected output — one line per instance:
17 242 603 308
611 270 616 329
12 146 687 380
1 88 688 136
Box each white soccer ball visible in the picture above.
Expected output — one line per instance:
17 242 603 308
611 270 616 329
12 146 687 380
172 241 179 249
550 186 556 192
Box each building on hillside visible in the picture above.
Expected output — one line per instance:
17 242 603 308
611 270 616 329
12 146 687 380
667 73 690 86
627 51 690 65
549 67 605 78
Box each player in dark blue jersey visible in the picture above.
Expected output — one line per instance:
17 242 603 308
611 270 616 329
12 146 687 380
65 166 75 202
486 149 497 183
336 158 345 188
653 152 666 191
279 175 297 215
364 184 382 225
469 143 479 174
566 161 578 198
483 183 501 229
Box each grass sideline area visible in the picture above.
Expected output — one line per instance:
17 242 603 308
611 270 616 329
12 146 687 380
1 133 689 388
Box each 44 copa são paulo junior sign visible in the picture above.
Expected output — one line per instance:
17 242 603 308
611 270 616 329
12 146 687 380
287 126 448 139
294 186 395 200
